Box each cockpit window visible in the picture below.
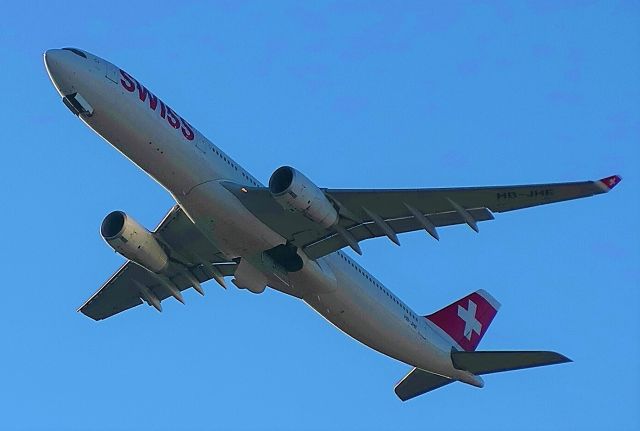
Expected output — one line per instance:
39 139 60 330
62 48 87 58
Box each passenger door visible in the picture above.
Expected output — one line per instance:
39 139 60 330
105 61 119 84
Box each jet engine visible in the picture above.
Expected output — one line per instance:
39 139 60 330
101 211 169 273
268 166 339 228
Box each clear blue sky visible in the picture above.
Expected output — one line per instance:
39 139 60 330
1 2 638 430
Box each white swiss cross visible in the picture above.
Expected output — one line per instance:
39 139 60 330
458 300 482 340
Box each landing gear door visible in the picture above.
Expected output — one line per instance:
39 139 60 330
105 61 119 84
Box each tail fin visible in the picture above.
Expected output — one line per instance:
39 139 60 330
425 289 500 351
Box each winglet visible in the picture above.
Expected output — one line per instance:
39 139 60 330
596 175 622 192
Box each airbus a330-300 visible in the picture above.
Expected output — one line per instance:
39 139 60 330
44 47 621 400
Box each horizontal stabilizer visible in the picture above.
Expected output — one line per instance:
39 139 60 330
451 350 571 375
394 368 453 401
395 351 570 401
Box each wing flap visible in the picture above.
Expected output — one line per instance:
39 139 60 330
304 207 493 259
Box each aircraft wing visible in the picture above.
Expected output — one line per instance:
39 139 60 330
223 175 621 259
79 205 237 320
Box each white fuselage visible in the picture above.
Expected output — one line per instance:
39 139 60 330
45 48 473 383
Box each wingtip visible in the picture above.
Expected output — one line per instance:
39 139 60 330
543 351 573 365
555 352 573 364
597 174 622 192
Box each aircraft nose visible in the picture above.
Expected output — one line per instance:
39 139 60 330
44 49 76 95
44 48 61 65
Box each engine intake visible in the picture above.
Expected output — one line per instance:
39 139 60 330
101 211 169 273
269 166 339 229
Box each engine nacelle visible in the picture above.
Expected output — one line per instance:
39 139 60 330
268 166 339 229
101 211 169 273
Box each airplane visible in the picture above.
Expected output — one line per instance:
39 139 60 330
44 47 622 401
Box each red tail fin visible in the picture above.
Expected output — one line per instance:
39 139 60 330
425 289 500 351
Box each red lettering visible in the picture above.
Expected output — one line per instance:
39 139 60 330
121 71 193 141
119 69 135 92
180 117 195 140
136 82 158 110
166 106 180 129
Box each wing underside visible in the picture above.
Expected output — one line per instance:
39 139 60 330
79 205 236 320
81 174 620 319
79 260 237 320
223 175 621 259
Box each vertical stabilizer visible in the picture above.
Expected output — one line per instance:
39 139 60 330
425 289 500 351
